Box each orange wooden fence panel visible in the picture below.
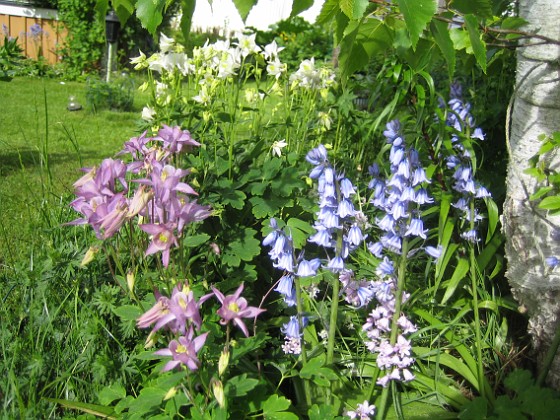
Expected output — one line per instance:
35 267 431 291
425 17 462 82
1 4 65 65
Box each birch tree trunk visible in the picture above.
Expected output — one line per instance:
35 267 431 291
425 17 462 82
503 0 560 387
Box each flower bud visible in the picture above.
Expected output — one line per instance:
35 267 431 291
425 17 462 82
126 272 135 294
212 380 225 408
218 349 230 377
164 387 177 401
81 246 99 267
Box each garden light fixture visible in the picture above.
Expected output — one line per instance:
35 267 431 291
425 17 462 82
105 9 121 82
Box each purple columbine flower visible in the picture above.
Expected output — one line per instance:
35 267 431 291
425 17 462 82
154 124 200 154
140 222 179 267
154 327 208 372
211 283 266 337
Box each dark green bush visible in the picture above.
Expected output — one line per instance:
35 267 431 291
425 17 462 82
251 16 333 69
57 0 105 79
85 74 135 112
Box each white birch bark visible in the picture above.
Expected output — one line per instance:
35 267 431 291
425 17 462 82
503 0 560 387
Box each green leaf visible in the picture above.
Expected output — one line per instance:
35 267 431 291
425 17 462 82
530 186 553 201
300 357 325 378
222 228 260 267
184 233 211 247
232 0 258 21
451 0 493 18
113 0 135 23
98 384 126 405
270 167 304 196
225 374 259 397
308 404 336 420
263 158 282 180
441 258 470 304
464 14 487 72
136 0 165 35
459 397 488 419
397 0 437 49
339 0 369 19
180 0 196 44
449 28 472 52
286 217 314 249
431 20 456 76
501 16 528 30
290 0 314 17
316 0 341 24
113 304 142 321
262 395 296 418
249 196 293 219
539 195 560 211
339 19 392 81
484 197 499 242
128 387 166 413
45 398 116 419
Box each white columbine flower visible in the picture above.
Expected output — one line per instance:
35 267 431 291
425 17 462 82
130 50 147 70
141 106 156 122
159 33 175 53
267 58 287 79
271 139 288 157
263 40 284 59
235 32 261 57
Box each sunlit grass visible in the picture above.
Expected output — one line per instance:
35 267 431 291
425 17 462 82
0 77 147 264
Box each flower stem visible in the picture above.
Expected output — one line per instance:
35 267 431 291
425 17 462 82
377 237 409 419
468 201 489 402
294 275 312 409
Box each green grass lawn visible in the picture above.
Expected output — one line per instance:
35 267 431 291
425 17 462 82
0 77 147 265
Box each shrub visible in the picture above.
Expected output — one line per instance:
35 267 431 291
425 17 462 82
85 73 135 112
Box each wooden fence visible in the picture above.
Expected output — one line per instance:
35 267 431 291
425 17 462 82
0 2 65 64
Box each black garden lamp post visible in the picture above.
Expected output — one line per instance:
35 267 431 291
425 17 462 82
105 10 121 82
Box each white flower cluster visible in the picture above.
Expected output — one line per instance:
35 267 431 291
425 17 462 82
281 337 302 355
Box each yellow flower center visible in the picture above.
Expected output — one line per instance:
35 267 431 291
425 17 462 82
228 302 239 312
176 344 187 354
158 233 168 243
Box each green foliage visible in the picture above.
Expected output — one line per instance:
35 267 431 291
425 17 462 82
85 73 136 112
252 16 333 70
526 132 560 214
58 0 105 79
460 369 560 419
0 35 24 80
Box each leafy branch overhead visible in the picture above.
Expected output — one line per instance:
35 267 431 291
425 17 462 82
94 0 558 83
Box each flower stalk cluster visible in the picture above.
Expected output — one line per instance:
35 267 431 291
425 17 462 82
69 125 211 267
443 83 491 242
363 120 436 389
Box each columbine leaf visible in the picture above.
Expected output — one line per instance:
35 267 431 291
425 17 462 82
464 14 487 72
262 395 297 419
249 196 293 219
98 384 126 406
397 0 437 49
222 228 260 267
113 304 142 321
224 374 259 397
136 0 165 35
308 404 336 420
232 0 257 21
184 233 211 247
